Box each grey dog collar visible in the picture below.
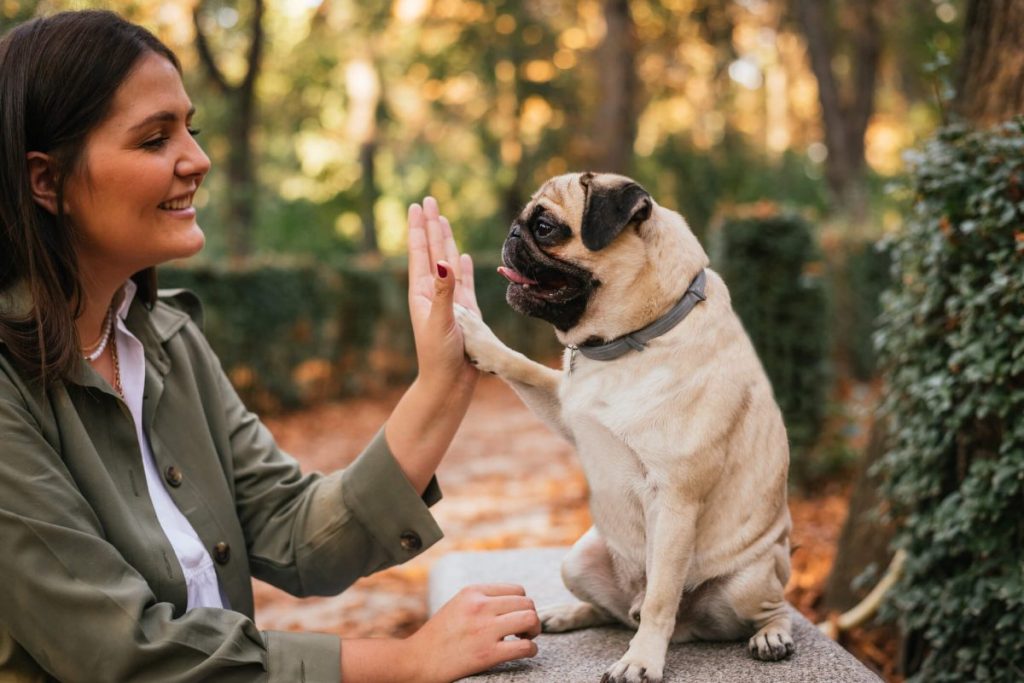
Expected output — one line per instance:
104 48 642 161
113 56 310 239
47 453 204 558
571 269 707 362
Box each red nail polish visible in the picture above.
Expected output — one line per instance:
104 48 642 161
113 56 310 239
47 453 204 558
437 263 448 278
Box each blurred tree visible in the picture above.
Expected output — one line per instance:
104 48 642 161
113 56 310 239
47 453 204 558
792 0 880 221
822 416 895 613
347 54 382 254
954 0 1024 126
193 0 265 259
338 1 392 254
590 0 640 174
0 0 37 32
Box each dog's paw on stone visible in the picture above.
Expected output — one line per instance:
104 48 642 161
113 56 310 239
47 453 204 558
538 602 608 633
747 626 795 661
602 639 665 683
601 658 661 683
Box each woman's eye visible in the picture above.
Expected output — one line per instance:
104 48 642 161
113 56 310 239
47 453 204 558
141 136 168 150
188 127 201 137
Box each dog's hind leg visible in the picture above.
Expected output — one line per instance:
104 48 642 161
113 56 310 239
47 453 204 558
540 527 636 632
718 539 795 661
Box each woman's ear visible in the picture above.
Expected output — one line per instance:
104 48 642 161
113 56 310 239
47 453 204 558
26 151 60 216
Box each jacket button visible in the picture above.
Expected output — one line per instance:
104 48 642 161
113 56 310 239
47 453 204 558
164 466 183 488
399 531 422 552
212 542 231 565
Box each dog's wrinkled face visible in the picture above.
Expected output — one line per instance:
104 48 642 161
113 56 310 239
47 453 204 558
499 172 655 333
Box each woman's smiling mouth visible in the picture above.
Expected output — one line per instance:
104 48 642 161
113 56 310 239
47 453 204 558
158 193 194 211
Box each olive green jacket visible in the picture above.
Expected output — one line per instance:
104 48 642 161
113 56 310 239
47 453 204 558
0 288 443 682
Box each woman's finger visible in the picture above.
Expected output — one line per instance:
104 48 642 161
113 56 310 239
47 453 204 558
440 216 461 282
407 203 430 285
423 197 446 271
474 583 527 597
494 610 542 641
427 260 456 330
495 637 538 661
484 595 536 617
460 253 480 314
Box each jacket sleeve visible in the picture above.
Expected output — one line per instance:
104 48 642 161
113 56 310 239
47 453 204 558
194 317 444 597
0 369 338 683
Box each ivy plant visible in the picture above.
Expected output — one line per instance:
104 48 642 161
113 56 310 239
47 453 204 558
875 119 1024 682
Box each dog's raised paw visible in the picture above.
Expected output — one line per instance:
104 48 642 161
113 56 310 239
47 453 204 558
453 304 509 374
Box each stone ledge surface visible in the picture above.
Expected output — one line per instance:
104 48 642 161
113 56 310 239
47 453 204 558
428 547 881 682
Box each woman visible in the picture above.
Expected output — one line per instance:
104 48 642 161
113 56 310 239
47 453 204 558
0 10 538 683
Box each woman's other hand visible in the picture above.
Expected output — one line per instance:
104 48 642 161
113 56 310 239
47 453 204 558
409 584 540 682
406 197 480 392
339 585 539 682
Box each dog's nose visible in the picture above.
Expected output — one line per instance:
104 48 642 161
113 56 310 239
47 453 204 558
509 224 522 238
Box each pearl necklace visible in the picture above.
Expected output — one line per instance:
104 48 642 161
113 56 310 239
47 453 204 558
82 306 115 362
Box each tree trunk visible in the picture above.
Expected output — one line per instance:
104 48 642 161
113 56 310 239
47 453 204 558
344 56 382 254
955 0 1024 126
822 416 895 612
193 0 264 259
358 141 379 253
793 0 880 222
591 0 639 174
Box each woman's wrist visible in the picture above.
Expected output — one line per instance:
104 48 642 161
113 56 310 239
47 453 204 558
384 369 477 494
415 364 478 403
340 638 419 682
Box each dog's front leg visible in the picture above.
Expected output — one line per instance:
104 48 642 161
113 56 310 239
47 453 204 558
604 496 697 683
454 304 573 442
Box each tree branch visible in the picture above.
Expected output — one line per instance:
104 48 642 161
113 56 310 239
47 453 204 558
242 0 264 95
192 3 230 93
818 549 907 639
794 0 849 169
850 0 881 149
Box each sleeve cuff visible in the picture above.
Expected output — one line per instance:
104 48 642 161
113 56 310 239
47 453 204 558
264 630 339 683
341 428 444 566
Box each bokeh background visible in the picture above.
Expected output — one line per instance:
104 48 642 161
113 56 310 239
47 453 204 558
5 1 1021 681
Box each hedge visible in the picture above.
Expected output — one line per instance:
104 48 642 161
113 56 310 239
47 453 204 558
844 239 893 380
159 258 342 413
708 209 830 472
875 119 1024 682
159 255 560 413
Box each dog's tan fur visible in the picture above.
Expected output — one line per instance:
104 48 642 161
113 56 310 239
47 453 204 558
455 173 793 682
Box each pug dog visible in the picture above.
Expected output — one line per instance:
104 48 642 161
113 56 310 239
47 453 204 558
453 173 794 682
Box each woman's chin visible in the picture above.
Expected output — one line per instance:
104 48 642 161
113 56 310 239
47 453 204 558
182 227 206 257
171 226 206 260
148 228 206 268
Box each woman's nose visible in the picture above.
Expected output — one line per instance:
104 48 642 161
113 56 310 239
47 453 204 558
176 135 211 180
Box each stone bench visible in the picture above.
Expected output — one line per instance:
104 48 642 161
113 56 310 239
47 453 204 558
428 547 881 682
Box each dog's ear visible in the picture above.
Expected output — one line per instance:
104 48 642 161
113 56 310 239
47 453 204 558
580 175 653 251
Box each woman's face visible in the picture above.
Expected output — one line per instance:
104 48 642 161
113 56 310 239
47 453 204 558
64 52 210 279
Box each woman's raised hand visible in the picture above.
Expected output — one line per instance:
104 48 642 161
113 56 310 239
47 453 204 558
406 197 480 389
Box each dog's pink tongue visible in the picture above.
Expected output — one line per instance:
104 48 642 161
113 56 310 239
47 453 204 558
497 266 539 286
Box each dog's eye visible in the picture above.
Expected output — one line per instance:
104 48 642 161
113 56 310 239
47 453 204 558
535 219 555 239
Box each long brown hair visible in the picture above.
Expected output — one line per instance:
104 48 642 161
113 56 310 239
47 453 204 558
0 10 180 384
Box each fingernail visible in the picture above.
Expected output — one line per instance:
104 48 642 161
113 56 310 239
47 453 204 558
437 263 448 278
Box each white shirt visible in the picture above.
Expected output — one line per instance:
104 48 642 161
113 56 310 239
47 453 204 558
114 281 225 610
